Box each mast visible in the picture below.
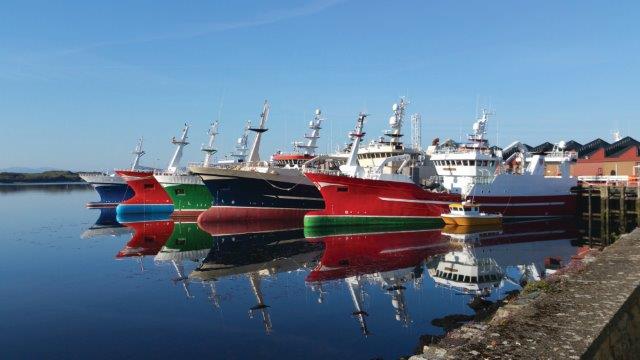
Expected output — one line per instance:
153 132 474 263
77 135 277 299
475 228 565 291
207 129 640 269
130 137 145 170
293 109 323 155
247 100 270 163
385 98 407 145
167 124 190 174
201 121 219 167
340 113 367 176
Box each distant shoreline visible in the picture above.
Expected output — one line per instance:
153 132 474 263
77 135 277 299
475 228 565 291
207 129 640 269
0 182 89 186
0 170 84 184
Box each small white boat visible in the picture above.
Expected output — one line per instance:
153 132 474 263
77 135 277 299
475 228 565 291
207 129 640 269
442 202 502 226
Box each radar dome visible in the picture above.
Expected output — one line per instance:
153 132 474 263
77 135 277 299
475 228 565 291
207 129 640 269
389 115 397 126
315 109 321 115
558 140 567 150
392 103 399 112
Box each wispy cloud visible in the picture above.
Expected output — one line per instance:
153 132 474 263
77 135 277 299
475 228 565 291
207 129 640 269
0 0 345 81
47 0 345 56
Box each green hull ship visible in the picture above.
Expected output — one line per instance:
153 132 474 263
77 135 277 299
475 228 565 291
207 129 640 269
155 174 213 216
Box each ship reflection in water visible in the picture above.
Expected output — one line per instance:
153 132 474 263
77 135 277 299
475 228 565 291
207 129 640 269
305 226 450 335
191 220 323 334
82 209 581 357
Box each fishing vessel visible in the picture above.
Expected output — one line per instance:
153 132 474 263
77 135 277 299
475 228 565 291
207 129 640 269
154 122 219 217
303 110 577 227
428 110 577 218
116 125 192 215
79 138 146 207
441 202 502 226
190 101 325 223
304 111 456 226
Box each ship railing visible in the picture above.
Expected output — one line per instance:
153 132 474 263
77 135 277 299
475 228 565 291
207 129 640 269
187 160 270 170
471 176 495 185
302 168 343 176
433 147 494 156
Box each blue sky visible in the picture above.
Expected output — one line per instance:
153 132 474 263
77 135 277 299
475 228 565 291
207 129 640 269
1 0 638 170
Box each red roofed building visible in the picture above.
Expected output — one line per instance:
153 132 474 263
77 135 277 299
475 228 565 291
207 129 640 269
572 137 640 182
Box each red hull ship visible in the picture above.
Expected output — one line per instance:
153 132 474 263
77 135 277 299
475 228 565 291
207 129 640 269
115 170 174 215
304 109 578 227
304 172 459 226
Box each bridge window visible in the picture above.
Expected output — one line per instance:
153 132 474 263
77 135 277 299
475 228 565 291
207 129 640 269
174 188 185 195
144 184 154 190
469 160 475 166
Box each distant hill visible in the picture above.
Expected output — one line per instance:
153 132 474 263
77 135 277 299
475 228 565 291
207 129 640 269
0 167 62 173
0 170 82 184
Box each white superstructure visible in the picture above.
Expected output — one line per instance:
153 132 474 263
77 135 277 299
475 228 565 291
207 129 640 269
430 110 577 198
357 98 422 168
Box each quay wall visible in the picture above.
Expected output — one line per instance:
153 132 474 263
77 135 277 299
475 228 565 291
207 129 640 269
583 280 640 359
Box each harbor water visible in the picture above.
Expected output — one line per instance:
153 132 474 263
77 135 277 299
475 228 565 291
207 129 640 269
0 186 584 359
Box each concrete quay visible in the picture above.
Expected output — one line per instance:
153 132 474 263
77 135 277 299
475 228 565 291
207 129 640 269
412 228 640 359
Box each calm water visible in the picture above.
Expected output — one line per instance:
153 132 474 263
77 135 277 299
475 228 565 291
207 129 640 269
0 187 582 359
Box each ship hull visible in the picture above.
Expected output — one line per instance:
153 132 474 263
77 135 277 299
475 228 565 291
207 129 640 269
468 194 577 219
115 170 174 215
79 173 134 205
304 172 577 227
304 172 458 227
190 166 324 222
93 183 134 205
154 174 212 217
